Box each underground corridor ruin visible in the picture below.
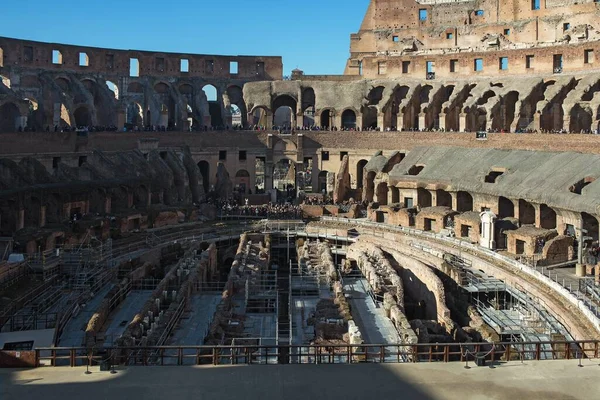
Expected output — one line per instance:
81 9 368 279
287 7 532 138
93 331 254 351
0 2 600 394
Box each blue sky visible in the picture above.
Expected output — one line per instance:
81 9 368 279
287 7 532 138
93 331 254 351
0 0 368 76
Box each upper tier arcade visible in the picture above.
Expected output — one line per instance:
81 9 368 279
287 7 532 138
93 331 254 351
346 0 600 79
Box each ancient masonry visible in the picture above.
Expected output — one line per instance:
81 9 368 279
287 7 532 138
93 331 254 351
1 0 600 369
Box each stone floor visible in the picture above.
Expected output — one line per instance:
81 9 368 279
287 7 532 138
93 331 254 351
3 359 597 400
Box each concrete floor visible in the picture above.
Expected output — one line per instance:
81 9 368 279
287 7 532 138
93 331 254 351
1 360 598 400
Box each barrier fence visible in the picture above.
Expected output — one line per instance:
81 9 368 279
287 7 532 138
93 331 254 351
34 340 600 367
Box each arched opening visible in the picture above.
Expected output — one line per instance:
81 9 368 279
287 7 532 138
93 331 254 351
251 107 269 128
492 91 519 132
235 169 250 194
320 109 332 129
569 104 592 133
363 86 385 129
582 212 599 242
388 86 410 130
154 82 175 128
73 106 91 127
0 200 17 235
417 188 432 208
318 170 329 194
0 74 11 89
126 102 144 129
456 191 473 212
229 104 242 127
55 77 70 92
202 84 221 128
302 88 316 127
498 196 514 219
112 187 130 212
23 98 41 131
341 109 357 130
46 194 62 224
197 161 210 193
436 189 452 207
518 199 535 225
106 81 119 100
356 159 368 189
272 95 297 129
274 106 294 128
376 182 388 205
0 102 20 132
226 85 247 128
540 204 557 229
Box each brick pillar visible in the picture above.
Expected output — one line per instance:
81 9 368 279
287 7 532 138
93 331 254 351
117 109 126 130
377 113 385 129
534 203 541 228
397 114 404 130
533 112 541 132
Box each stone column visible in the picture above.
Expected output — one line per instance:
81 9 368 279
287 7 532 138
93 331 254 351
418 113 426 131
459 113 467 132
534 203 541 228
397 114 404 130
334 114 342 130
117 110 126 130
451 192 458 211
377 113 385 130
438 113 446 131
356 114 363 130
429 190 438 207
533 112 541 132
159 109 169 127
311 156 319 192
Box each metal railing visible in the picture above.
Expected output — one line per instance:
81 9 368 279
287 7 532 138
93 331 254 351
35 339 600 367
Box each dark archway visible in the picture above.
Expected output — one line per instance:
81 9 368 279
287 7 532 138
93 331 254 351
457 191 473 212
0 102 20 132
376 182 388 205
320 109 332 129
436 190 452 208
302 88 316 127
356 159 368 189
364 171 376 202
272 95 297 128
540 204 557 229
198 161 210 193
518 199 535 225
582 212 599 242
498 196 514 219
417 188 432 208
227 85 247 128
74 106 91 127
342 109 357 129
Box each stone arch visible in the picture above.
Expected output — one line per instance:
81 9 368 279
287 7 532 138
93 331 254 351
387 85 410 129
0 102 20 132
235 169 251 194
73 105 92 127
356 159 368 189
126 102 144 128
341 108 357 130
197 161 210 193
106 81 119 100
88 189 106 214
272 95 297 128
569 104 592 133
492 91 519 132
518 199 535 225
112 186 130 212
202 84 221 127
498 196 514 219
540 204 557 230
46 193 63 224
436 189 452 207
226 85 247 128
456 191 473 212
55 77 70 92
301 87 316 127
582 212 599 242
417 188 432 208
250 105 270 128
320 108 334 129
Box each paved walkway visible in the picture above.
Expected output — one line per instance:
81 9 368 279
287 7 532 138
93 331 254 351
1 360 598 400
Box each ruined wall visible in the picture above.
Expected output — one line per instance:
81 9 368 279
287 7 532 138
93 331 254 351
346 0 600 79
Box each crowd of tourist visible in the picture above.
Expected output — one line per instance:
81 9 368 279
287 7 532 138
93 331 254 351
212 198 303 220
